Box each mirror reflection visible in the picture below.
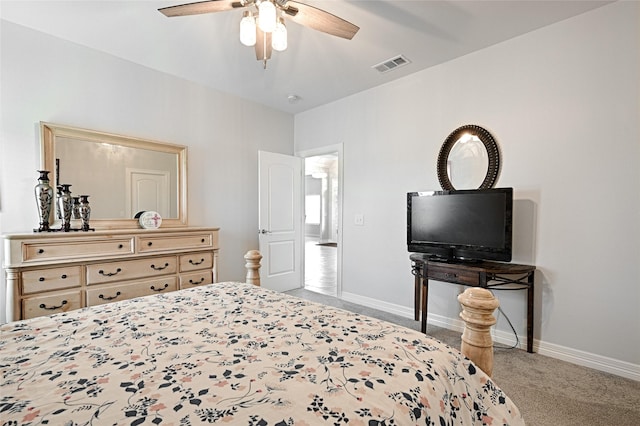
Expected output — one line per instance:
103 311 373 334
42 122 187 229
447 133 489 189
56 138 178 219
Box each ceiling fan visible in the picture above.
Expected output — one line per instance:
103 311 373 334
159 0 359 68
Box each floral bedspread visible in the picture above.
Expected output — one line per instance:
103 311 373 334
1 282 524 425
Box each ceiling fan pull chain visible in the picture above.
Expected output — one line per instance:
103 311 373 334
263 31 268 69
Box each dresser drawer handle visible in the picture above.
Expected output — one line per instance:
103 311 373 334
99 268 122 277
38 273 67 282
189 258 205 266
118 244 124 249
39 300 67 310
201 238 205 243
99 291 121 301
189 277 205 285
150 263 170 271
150 283 169 292
38 249 45 254
147 242 153 247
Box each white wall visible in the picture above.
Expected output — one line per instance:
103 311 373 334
295 1 639 374
0 21 294 321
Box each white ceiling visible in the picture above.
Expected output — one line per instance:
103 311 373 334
1 0 613 114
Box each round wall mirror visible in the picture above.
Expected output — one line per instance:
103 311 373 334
437 124 500 190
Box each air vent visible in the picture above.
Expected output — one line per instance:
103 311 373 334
372 55 411 73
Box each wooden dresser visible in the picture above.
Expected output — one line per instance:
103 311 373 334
3 227 219 321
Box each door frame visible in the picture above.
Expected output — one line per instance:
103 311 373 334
296 144 344 297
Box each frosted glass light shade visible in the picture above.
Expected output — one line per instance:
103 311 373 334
258 1 276 33
240 11 256 46
272 18 287 51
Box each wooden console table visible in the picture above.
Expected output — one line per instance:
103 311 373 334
410 253 536 353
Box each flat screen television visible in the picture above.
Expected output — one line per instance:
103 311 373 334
407 187 513 262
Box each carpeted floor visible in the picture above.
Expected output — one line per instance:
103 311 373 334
285 288 640 426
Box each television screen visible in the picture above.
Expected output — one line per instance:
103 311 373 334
407 188 513 262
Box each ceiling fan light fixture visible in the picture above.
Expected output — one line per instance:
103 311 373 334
258 0 276 33
272 17 287 51
240 11 257 46
160 0 359 68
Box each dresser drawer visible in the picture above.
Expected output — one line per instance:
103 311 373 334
179 252 213 272
179 270 213 289
22 266 82 294
138 232 215 253
86 276 178 306
86 256 177 284
22 238 134 262
427 265 480 286
23 290 82 320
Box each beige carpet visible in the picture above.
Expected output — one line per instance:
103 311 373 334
286 288 640 426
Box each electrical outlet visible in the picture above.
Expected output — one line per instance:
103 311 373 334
354 214 364 226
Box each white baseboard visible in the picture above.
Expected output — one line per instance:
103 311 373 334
340 291 640 382
341 291 415 318
535 341 640 381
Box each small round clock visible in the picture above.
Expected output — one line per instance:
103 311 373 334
138 211 162 229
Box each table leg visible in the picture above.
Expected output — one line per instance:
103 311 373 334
414 272 421 321
527 272 535 353
421 278 429 333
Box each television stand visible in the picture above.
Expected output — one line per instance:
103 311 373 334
410 253 536 353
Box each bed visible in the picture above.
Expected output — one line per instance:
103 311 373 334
1 252 523 425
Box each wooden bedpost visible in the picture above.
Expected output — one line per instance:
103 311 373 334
244 250 262 286
458 288 499 377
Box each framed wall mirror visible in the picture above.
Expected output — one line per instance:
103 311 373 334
436 124 500 191
41 122 187 229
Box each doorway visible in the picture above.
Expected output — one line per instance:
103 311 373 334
302 150 341 296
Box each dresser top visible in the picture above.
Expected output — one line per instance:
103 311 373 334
3 227 220 241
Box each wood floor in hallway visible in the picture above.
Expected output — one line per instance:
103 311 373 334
304 238 337 296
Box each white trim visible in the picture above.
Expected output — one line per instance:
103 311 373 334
340 291 640 381
341 291 414 318
536 341 640 381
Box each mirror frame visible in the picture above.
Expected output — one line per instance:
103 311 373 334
41 122 188 230
436 124 500 191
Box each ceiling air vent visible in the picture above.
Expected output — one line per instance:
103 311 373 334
372 55 411 74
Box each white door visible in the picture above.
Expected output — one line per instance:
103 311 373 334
126 168 170 218
258 151 303 292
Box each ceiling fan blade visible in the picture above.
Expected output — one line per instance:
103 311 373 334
284 1 359 40
159 0 245 17
255 28 273 63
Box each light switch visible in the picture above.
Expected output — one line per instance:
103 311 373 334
354 214 364 226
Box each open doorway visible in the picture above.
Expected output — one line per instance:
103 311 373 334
303 150 340 296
